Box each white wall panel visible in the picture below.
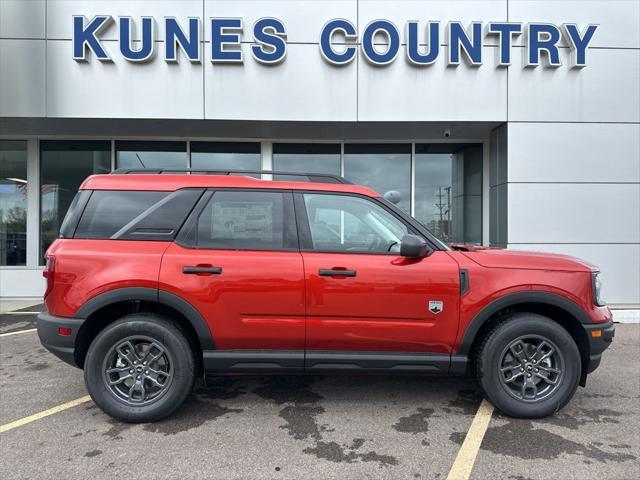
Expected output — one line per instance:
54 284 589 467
509 243 640 306
204 0 356 44
358 0 506 46
508 123 640 183
0 0 45 39
0 269 45 297
508 183 640 244
358 47 507 121
46 40 204 119
47 0 203 41
508 47 640 123
510 0 640 49
204 43 357 121
0 39 46 117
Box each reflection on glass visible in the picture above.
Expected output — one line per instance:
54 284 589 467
303 193 407 253
273 144 340 181
344 144 411 213
0 141 28 265
415 144 482 244
116 141 187 170
191 142 261 173
40 141 111 261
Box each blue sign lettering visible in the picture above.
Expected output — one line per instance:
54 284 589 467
71 16 598 69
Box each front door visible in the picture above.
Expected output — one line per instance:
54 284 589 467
296 192 460 364
159 189 305 370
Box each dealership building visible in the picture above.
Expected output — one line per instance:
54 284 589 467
0 1 638 317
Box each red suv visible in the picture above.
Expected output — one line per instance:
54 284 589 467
38 169 614 422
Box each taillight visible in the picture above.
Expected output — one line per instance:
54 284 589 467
43 255 56 297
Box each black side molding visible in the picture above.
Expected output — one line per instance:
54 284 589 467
73 287 215 351
460 269 469 296
305 351 452 374
456 290 594 356
203 350 304 373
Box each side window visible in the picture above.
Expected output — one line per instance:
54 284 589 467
193 191 294 250
74 189 202 240
303 194 409 253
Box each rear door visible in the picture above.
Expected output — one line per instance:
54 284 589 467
159 189 306 371
295 192 460 367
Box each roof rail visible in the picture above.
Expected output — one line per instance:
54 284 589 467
111 168 351 184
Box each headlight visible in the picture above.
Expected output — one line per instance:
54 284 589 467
592 272 605 306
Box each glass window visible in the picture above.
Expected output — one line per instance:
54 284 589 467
303 193 408 254
344 144 411 213
116 141 187 170
74 189 202 241
194 191 289 250
40 141 111 260
75 191 168 239
0 141 28 266
415 144 482 244
273 144 340 181
191 142 261 172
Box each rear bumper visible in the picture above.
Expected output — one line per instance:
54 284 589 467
37 312 84 368
582 319 615 374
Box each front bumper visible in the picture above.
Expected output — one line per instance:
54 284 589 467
37 312 84 368
582 319 615 374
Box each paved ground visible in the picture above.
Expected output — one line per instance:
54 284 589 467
0 308 638 480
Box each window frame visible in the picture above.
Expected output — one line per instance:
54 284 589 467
175 188 299 252
293 191 443 255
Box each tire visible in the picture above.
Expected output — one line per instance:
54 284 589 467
475 312 581 418
84 313 195 423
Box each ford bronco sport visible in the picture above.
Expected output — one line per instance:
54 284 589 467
38 169 614 422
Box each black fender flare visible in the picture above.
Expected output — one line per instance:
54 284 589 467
74 287 215 350
456 290 591 356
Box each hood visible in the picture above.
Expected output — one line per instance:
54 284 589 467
450 244 597 272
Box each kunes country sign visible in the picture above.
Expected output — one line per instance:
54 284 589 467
72 16 598 68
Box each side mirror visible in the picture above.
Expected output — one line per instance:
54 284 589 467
400 234 431 258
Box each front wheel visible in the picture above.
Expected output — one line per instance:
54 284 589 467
84 313 195 423
475 313 581 418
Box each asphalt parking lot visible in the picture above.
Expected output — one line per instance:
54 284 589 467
1 306 638 480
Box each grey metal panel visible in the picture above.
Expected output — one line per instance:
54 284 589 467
358 48 507 121
46 0 203 41
0 117 501 139
0 39 46 117
508 243 640 306
357 0 506 46
204 43 357 121
0 0 45 39
508 183 640 244
489 123 508 187
508 123 640 183
508 47 640 123
46 40 204 119
510 0 640 49
489 182 508 246
204 0 357 44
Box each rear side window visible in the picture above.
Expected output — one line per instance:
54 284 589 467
185 190 296 250
74 189 202 240
59 190 91 238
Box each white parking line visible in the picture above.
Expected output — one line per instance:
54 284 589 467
446 399 495 480
3 311 41 315
0 396 92 433
0 328 37 337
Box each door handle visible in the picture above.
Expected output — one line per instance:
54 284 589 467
318 268 357 277
182 265 222 275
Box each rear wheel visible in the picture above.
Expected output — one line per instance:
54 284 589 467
475 313 581 418
84 313 195 423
